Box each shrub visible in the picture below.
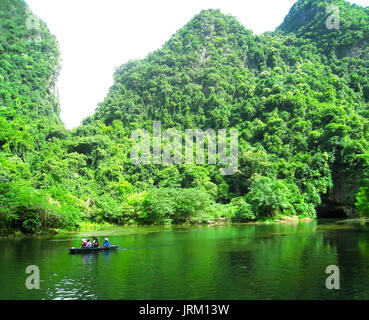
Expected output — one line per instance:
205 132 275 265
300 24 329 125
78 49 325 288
141 188 213 224
245 176 301 218
356 186 369 217
230 197 256 221
0 181 82 233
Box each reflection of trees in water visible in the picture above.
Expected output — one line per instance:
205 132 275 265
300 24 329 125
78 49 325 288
322 221 369 299
47 251 115 299
222 222 341 299
3 223 369 299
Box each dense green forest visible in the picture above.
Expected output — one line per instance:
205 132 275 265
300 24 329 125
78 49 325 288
0 0 368 235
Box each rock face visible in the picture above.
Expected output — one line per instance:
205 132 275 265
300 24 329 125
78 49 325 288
0 0 61 121
317 201 357 218
77 2 369 223
318 170 359 218
278 0 369 59
278 0 325 34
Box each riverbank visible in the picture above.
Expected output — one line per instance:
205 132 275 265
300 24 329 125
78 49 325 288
0 221 114 239
257 215 313 224
0 215 316 238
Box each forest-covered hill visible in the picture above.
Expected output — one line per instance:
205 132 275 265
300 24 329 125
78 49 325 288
1 0 369 234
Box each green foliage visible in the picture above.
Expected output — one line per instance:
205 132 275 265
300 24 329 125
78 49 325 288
141 188 213 225
1 1 369 234
76 2 368 224
0 181 82 234
230 197 256 221
0 0 60 122
355 185 369 217
246 176 295 218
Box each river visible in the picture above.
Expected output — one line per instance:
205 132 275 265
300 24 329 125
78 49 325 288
1 219 369 300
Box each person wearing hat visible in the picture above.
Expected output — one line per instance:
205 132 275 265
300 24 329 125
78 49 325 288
101 238 111 248
81 239 87 248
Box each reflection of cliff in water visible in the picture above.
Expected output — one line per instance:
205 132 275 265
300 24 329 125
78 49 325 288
319 220 369 297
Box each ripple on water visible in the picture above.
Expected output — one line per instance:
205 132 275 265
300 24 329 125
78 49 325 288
46 277 98 300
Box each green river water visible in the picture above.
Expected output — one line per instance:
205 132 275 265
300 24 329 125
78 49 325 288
1 218 369 300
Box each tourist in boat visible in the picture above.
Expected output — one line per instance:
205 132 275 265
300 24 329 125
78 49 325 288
81 239 87 248
101 238 111 247
86 239 92 248
92 237 99 248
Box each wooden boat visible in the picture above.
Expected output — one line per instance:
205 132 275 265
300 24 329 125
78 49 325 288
68 245 119 254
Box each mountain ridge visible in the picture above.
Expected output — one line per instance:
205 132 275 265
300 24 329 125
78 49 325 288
1 0 369 234
277 0 369 59
73 1 369 223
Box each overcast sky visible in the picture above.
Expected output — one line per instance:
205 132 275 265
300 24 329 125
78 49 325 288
25 0 369 129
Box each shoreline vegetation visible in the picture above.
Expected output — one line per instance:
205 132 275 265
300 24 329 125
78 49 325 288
0 215 315 239
0 184 319 237
1 0 369 237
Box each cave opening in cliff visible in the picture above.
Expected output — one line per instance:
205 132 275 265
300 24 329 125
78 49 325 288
316 204 348 219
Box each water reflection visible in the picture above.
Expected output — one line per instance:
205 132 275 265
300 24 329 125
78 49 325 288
2 220 369 299
78 249 119 264
81 253 99 265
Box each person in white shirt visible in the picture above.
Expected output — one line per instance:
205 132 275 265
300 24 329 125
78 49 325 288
86 239 92 248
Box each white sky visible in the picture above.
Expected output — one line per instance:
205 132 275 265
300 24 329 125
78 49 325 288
25 0 369 129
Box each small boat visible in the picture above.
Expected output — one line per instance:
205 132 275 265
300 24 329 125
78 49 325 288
68 245 119 254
